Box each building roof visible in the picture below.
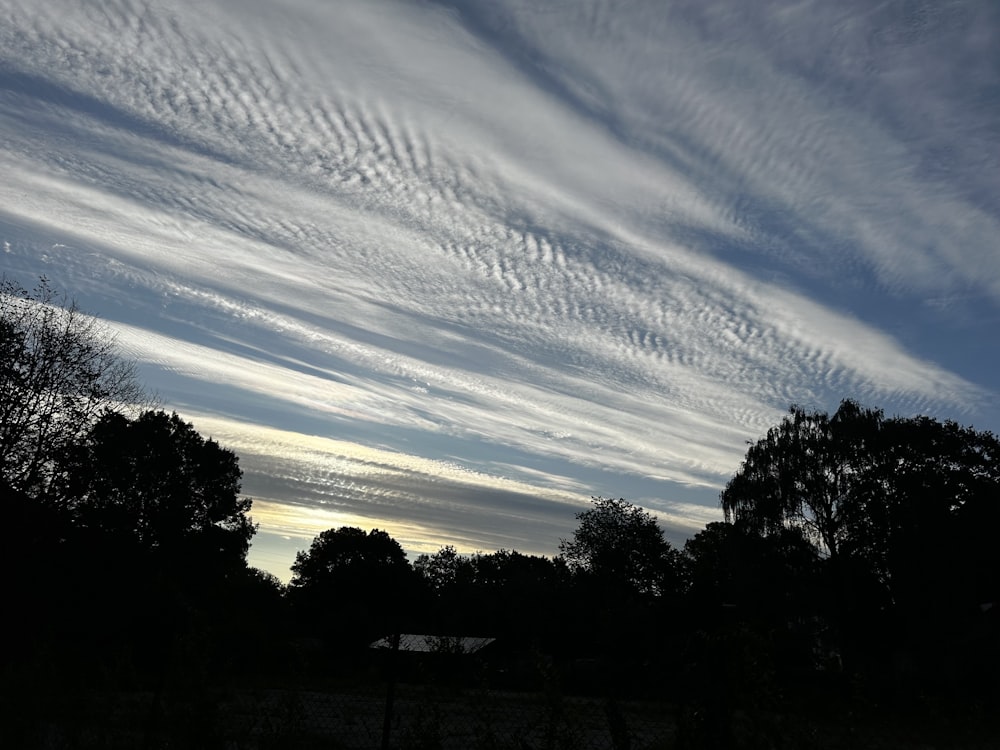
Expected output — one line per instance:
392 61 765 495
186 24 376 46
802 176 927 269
370 633 496 654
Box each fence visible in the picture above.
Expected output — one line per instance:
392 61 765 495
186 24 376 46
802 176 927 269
218 683 674 749
14 648 678 749
10 631 994 748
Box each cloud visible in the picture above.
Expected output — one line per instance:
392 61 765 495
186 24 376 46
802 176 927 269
455 0 1000 302
183 413 592 555
2 0 998 577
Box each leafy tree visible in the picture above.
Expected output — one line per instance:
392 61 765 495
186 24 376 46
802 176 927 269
0 276 144 500
682 521 826 682
1 279 264 696
290 527 417 646
469 549 568 594
64 409 256 570
722 400 1000 593
721 400 884 561
864 416 1000 611
720 400 1000 687
7 409 258 699
414 544 471 593
291 526 410 590
559 496 680 598
416 546 571 641
471 549 572 645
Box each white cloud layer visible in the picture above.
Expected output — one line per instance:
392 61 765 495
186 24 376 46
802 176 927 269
2 0 997 578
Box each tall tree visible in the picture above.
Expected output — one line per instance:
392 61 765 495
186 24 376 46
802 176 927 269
0 276 143 500
721 399 1000 660
721 400 884 560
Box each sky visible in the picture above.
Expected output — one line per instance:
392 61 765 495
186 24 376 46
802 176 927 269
2 0 998 581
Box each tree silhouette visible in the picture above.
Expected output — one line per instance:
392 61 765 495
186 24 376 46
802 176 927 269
683 521 818 615
722 401 1000 603
559 496 680 598
415 546 571 644
853 415 1000 605
65 409 256 572
721 400 884 561
720 400 1000 689
1 279 267 707
291 527 410 589
414 544 470 594
0 276 144 501
290 527 417 650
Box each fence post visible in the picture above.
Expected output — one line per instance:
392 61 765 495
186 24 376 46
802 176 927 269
381 632 400 750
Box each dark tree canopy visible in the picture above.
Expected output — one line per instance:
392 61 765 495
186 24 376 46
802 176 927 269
415 546 569 602
413 545 573 647
559 496 679 597
0 276 144 500
290 526 417 644
290 526 411 592
66 409 256 566
721 400 885 560
414 544 468 592
682 521 820 619
722 399 1000 610
861 414 1000 608
3 278 267 719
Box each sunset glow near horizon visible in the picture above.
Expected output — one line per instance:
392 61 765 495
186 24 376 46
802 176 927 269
2 0 998 581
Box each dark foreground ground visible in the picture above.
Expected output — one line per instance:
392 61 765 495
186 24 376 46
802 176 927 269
8 679 997 750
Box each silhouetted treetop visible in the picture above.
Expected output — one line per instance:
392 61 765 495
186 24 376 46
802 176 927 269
559 496 680 598
288 527 419 644
722 399 1000 609
722 400 886 559
65 409 256 566
0 276 144 500
414 544 468 592
290 526 410 591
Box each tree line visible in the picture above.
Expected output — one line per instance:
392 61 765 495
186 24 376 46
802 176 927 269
3 276 998 745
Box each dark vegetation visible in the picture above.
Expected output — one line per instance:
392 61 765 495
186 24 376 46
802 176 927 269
2 276 998 748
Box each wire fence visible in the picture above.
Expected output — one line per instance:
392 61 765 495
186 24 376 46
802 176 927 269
221 683 675 750
13 632 998 748
17 684 675 750
16 656 678 749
